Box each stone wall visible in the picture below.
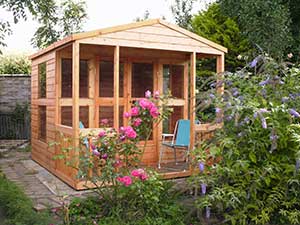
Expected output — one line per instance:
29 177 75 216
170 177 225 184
0 75 31 113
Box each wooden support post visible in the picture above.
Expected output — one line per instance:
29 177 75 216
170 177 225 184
113 46 120 129
95 59 100 127
88 58 96 128
72 41 80 142
216 53 225 95
183 61 189 119
189 52 196 153
216 53 225 121
156 62 164 162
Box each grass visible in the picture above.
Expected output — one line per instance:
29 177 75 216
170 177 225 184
0 170 54 225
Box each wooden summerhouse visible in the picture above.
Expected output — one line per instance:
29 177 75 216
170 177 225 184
30 19 226 190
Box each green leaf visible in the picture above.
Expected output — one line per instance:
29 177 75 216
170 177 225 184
249 152 257 163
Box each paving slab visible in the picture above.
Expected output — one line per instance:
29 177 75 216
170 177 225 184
0 143 92 211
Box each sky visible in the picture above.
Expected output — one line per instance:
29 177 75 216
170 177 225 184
0 0 212 55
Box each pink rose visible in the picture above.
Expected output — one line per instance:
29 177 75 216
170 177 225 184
145 90 151 98
131 169 140 177
154 90 160 99
124 126 137 139
117 176 132 186
130 107 139 116
98 131 106 137
139 98 150 109
140 173 148 181
133 118 142 127
124 112 131 118
150 106 159 118
101 119 109 125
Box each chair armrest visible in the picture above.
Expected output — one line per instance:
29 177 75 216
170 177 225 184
162 133 174 143
162 133 174 137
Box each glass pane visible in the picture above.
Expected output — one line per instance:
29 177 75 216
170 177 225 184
132 63 153 98
61 59 89 98
99 106 114 127
79 106 89 128
61 59 72 98
163 106 183 134
38 63 46 98
99 106 124 128
171 65 184 98
99 61 124 97
80 60 88 98
61 106 72 127
163 65 170 95
38 106 46 141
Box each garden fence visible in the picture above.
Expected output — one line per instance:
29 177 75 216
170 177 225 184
0 113 30 139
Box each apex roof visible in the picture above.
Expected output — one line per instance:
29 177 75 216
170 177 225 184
30 18 227 59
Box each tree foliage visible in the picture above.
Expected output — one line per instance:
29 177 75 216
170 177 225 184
219 0 292 58
191 3 251 71
170 0 195 29
0 0 87 50
0 54 31 74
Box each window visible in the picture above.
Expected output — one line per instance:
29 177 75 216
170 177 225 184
61 59 89 98
61 106 72 127
99 106 124 127
38 62 46 98
99 61 124 97
132 63 153 98
163 65 184 98
38 106 46 142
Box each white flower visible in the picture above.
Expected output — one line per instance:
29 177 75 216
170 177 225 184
288 53 293 59
237 55 243 60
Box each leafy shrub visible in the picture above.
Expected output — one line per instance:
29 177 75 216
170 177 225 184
191 54 300 224
0 54 31 74
0 173 53 225
68 171 185 225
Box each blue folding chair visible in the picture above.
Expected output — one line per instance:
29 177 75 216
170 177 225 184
79 121 89 149
158 119 190 168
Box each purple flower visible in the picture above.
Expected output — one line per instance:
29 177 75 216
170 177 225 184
92 149 100 156
250 57 259 68
225 115 233 121
199 162 205 172
209 93 215 99
206 206 211 219
259 108 269 114
120 135 126 141
289 109 300 118
215 108 221 114
145 90 151 98
102 153 108 159
259 79 269 86
244 117 250 123
282 97 289 103
226 80 233 86
253 112 258 119
270 134 278 141
201 183 207 195
296 159 300 171
261 117 267 129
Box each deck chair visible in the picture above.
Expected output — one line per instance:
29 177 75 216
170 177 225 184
158 119 190 169
79 121 89 149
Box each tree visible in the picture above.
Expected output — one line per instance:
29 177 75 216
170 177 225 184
219 0 292 59
0 0 87 50
191 3 251 71
134 10 151 22
171 0 195 29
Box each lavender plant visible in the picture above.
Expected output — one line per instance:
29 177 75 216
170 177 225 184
191 54 300 224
